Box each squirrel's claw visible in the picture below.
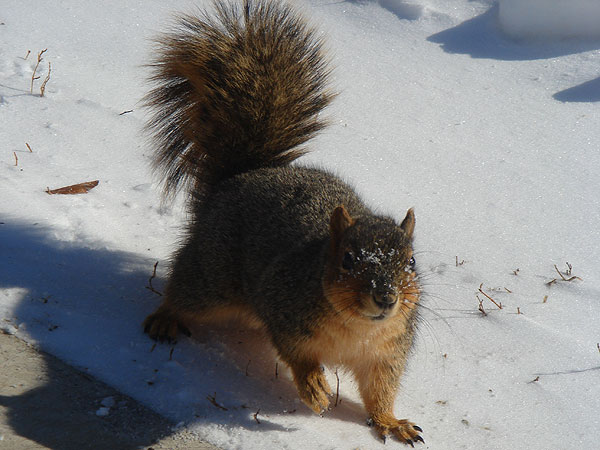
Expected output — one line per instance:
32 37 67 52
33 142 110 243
371 417 423 446
293 365 332 414
143 307 188 343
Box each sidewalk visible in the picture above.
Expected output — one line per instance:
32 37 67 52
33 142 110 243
0 332 218 450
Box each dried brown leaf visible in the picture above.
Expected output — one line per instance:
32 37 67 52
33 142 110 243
46 180 99 195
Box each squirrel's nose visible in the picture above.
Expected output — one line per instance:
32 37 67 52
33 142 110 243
373 292 398 309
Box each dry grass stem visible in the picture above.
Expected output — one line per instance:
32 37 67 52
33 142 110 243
13 152 18 166
24 49 31 60
565 262 573 275
477 295 487 316
543 295 548 303
253 409 261 424
25 142 33 152
40 62 51 97
334 369 340 407
31 48 47 94
478 283 502 309
206 392 228 411
455 256 465 266
146 261 163 296
546 263 582 286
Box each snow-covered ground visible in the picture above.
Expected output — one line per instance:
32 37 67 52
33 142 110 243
1 0 599 449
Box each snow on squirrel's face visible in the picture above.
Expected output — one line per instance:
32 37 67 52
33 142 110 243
324 213 420 322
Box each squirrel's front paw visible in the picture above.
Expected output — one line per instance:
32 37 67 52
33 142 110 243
294 366 332 414
143 307 190 343
369 416 424 447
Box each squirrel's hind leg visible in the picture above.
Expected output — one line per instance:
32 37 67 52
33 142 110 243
143 290 263 343
143 278 209 343
143 304 191 343
143 240 245 342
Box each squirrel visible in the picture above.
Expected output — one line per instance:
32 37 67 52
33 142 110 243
142 0 423 445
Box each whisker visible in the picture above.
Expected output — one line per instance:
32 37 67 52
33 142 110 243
419 292 454 306
324 289 361 324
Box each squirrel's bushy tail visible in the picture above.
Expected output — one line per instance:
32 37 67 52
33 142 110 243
145 0 334 197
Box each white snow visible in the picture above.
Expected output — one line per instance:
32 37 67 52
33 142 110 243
1 0 599 449
378 0 425 20
95 407 111 417
100 396 116 408
499 0 600 39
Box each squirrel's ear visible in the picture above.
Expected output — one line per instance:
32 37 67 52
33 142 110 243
330 205 354 241
400 208 415 239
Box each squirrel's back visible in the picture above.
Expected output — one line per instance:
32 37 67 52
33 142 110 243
192 166 369 278
145 0 334 198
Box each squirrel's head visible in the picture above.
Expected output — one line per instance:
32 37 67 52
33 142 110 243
323 205 419 323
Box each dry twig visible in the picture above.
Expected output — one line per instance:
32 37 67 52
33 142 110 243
478 283 502 309
477 295 487 316
253 409 261 424
206 392 228 411
334 369 340 407
31 48 47 94
40 62 51 97
546 263 582 286
146 261 162 296
565 262 573 276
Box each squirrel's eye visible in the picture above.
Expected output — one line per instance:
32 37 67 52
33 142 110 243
409 256 416 267
342 251 355 271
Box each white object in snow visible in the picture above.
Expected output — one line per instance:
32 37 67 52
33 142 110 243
499 0 600 39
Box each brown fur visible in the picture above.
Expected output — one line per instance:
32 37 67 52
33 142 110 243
142 0 422 445
144 0 334 198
